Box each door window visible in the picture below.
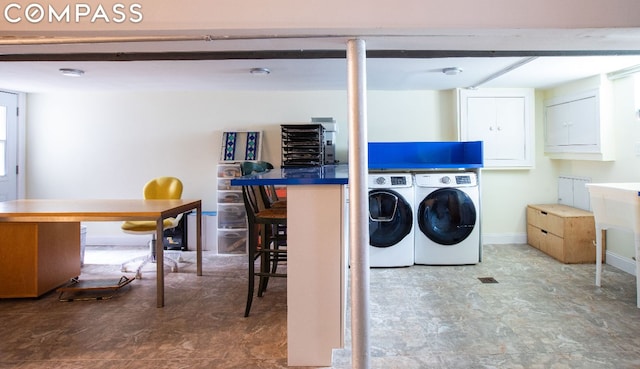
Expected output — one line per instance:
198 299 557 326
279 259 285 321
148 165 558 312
369 189 413 248
0 105 5 176
0 91 18 201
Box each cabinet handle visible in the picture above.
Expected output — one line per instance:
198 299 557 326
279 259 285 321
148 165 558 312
541 229 548 234
540 211 548 215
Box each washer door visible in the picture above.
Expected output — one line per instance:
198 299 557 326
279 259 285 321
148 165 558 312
369 189 413 248
417 188 476 245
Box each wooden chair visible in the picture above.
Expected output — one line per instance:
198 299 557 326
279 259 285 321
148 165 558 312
259 184 287 209
241 184 287 317
240 161 286 209
239 160 281 211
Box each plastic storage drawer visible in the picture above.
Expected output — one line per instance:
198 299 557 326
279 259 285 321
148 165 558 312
218 179 241 191
217 204 246 228
218 229 247 254
218 191 242 204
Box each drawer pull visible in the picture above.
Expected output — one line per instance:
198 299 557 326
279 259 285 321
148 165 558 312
541 229 548 234
540 211 548 215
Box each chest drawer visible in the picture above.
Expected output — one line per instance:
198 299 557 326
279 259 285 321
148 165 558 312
526 204 596 264
526 206 564 237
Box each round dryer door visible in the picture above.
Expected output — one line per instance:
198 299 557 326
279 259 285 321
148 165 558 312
369 189 413 248
417 188 476 245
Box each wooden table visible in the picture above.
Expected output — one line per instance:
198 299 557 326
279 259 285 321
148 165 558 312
0 199 202 307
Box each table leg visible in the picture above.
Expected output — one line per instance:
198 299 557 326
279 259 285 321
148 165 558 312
635 233 640 308
156 218 164 308
595 225 603 287
197 205 202 276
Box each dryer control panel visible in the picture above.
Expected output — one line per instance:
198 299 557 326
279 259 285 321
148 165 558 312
455 175 473 185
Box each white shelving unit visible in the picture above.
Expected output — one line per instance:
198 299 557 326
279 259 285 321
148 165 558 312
216 130 262 254
216 163 247 254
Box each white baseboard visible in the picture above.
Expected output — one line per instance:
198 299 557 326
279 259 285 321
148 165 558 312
605 251 636 276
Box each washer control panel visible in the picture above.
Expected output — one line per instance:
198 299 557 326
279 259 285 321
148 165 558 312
368 173 413 188
415 172 477 187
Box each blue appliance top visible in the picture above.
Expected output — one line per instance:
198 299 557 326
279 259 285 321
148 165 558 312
231 141 483 186
368 141 484 170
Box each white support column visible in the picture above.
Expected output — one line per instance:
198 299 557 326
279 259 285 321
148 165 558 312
347 38 371 369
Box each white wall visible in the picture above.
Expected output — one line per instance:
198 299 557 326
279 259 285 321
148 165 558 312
25 89 452 243
24 78 640 248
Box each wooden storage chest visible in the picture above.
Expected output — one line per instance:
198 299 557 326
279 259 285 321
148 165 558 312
526 204 596 263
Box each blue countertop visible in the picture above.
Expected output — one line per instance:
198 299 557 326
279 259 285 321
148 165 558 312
230 164 349 186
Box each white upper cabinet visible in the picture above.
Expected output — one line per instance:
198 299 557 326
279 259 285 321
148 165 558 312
458 88 535 169
545 93 598 147
543 77 614 161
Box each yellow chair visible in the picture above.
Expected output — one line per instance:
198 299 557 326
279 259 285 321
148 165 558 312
120 177 184 279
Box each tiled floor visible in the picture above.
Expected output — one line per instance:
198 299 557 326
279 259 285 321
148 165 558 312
2 244 640 368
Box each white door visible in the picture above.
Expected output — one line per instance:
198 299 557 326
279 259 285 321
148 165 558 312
0 92 18 202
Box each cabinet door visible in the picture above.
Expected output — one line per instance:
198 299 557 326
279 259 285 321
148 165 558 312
495 97 526 161
543 87 609 159
465 96 527 162
545 102 571 146
568 96 598 146
466 96 498 153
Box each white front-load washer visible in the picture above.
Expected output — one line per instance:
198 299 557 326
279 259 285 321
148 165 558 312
368 173 415 267
414 171 480 265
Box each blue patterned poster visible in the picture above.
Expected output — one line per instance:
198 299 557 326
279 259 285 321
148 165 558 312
245 132 259 160
223 132 237 161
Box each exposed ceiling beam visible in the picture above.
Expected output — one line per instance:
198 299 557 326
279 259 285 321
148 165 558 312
1 49 640 62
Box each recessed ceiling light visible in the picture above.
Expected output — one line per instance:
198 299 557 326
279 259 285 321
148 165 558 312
442 67 463 76
59 68 85 77
249 67 271 75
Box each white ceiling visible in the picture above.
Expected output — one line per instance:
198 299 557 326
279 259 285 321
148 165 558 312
1 33 640 93
3 55 640 93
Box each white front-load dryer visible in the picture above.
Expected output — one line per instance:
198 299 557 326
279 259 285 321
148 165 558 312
414 171 480 265
368 173 415 267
